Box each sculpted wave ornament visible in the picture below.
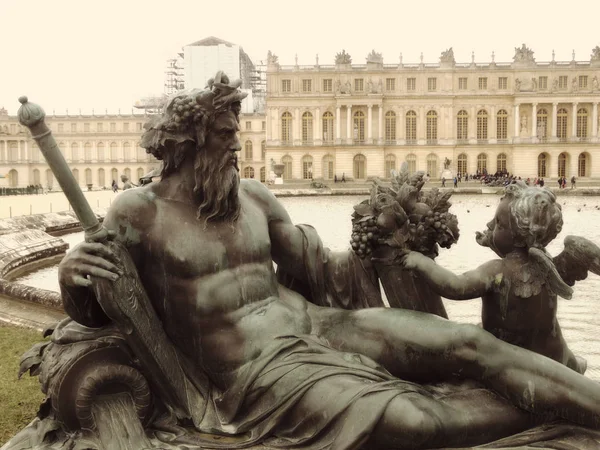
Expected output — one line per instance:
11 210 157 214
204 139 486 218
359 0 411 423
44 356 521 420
8 76 600 450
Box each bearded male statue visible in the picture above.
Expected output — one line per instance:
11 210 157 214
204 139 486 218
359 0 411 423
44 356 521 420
6 73 600 450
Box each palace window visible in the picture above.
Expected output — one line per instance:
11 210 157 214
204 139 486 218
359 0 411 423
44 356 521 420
579 153 589 177
322 112 334 143
301 155 313 179
97 123 103 132
426 110 437 142
476 110 488 140
426 154 438 177
353 111 365 142
110 123 116 132
406 77 416 91
538 76 548 90
478 77 488 90
302 79 312 92
459 77 468 90
498 77 507 90
322 154 334 180
406 154 417 174
385 78 396 91
405 110 417 142
353 154 366 179
538 153 547 177
427 77 437 91
477 153 488 173
58 123 64 132
557 108 568 141
457 110 468 140
282 155 292 180
246 121 251 130
577 108 588 138
302 112 313 143
385 111 396 143
558 152 567 177
322 79 332 92
536 109 548 139
497 153 507 173
244 140 253 160
281 79 291 93
71 123 77 132
457 153 467 175
354 78 364 92
558 76 568 89
385 154 396 177
579 75 588 89
281 112 292 143
496 109 508 140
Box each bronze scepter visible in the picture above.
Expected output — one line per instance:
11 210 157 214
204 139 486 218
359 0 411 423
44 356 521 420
17 96 205 424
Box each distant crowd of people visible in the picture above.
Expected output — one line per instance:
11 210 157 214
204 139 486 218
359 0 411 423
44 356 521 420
439 169 577 190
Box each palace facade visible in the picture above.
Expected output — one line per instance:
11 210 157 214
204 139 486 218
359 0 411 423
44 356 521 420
0 111 266 188
265 46 600 181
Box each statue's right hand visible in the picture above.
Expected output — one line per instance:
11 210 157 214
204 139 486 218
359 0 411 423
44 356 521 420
58 241 122 288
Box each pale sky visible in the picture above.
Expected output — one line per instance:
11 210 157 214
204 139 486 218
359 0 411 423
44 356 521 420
2 0 599 114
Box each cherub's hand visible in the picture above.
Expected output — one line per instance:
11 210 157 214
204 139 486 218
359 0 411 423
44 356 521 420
400 251 427 271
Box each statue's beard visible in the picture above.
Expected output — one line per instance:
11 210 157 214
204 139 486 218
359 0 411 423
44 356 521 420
193 150 241 225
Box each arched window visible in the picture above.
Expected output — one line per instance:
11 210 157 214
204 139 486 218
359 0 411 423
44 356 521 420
33 169 40 185
322 112 334 143
496 109 508 140
577 108 588 139
123 142 131 161
405 110 417 142
281 112 292 143
46 169 54 189
84 142 92 162
97 142 105 162
282 155 292 180
536 108 548 140
8 169 18 187
302 112 313 144
85 168 92 185
457 110 468 140
243 167 255 179
98 168 105 187
426 110 437 142
322 154 334 180
301 155 313 179
497 153 507 173
124 168 131 180
72 168 80 184
71 142 79 162
260 167 266 182
8 142 18 162
457 153 468 175
31 144 40 163
110 142 118 161
477 153 488 173
244 140 253 160
406 153 417 174
353 111 365 142
385 154 396 177
538 153 548 178
353 154 366 179
385 111 396 143
111 168 118 184
137 168 144 181
476 110 488 140
557 108 568 141
578 153 589 177
558 152 567 177
261 141 266 160
426 154 438 178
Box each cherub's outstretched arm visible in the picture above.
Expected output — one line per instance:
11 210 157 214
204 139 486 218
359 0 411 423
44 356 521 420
402 252 503 300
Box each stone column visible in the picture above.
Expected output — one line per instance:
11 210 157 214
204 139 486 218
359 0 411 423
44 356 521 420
378 105 383 144
346 105 352 143
315 108 321 145
367 104 373 141
572 102 578 138
514 104 520 138
336 106 341 143
592 102 598 138
531 103 537 139
552 102 558 138
266 107 272 142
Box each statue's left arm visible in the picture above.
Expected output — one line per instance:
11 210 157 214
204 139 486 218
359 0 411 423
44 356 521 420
244 180 383 308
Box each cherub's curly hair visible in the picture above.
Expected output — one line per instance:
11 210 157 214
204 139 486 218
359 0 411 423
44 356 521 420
140 72 247 177
504 181 563 249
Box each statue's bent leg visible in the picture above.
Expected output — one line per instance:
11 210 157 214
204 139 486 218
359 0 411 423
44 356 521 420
367 389 538 449
312 307 600 428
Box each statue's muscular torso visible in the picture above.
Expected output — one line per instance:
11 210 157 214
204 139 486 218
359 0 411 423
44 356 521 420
104 180 312 388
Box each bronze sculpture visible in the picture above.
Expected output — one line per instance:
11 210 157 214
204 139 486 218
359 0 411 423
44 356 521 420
6 73 600 449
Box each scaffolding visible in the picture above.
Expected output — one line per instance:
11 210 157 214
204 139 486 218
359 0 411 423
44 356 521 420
250 60 267 113
164 56 185 95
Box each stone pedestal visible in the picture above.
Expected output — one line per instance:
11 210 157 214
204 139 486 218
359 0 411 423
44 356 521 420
441 169 453 180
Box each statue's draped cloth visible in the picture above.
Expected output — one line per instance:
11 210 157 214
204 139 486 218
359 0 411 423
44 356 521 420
4 224 600 450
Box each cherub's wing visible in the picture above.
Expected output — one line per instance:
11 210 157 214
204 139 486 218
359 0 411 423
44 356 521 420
553 235 600 287
518 248 573 299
